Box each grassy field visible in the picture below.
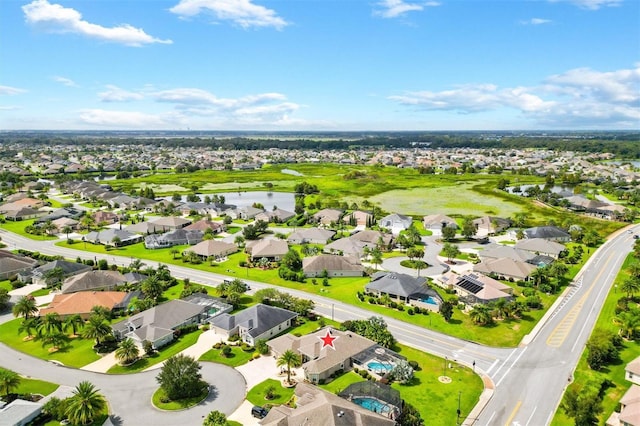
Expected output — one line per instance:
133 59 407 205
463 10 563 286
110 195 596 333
12 374 59 396
0 318 100 368
199 346 255 367
552 254 640 425
246 378 295 407
0 218 58 240
107 330 203 374
152 387 208 410
0 279 11 291
317 342 483 425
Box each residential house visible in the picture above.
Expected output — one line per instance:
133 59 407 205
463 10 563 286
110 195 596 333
0 197 45 214
246 238 289 261
29 259 91 286
144 228 203 249
365 271 443 311
84 229 142 247
51 217 80 232
61 270 128 294
93 210 119 225
210 303 297 345
125 221 165 235
473 258 537 281
422 214 458 235
225 206 264 220
349 230 394 249
112 295 232 349
184 218 225 234
39 291 137 319
255 208 295 223
323 237 373 259
35 207 84 224
437 271 513 305
302 255 364 278
267 327 404 384
479 244 536 263
515 238 566 258
472 216 512 237
287 228 336 245
523 226 571 242
260 382 396 426
3 207 47 221
379 213 413 235
189 240 238 260
607 356 640 426
149 216 192 231
312 208 344 225
342 210 373 227
0 252 38 280
0 399 42 426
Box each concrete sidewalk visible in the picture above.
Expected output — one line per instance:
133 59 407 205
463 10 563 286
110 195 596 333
81 352 117 373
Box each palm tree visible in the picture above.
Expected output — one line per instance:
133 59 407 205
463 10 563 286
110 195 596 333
370 247 383 270
141 275 163 303
82 315 112 346
65 381 106 426
41 332 68 351
491 299 510 320
548 262 569 292
614 308 640 340
64 314 85 337
530 267 549 288
276 349 302 384
115 338 140 365
12 296 38 320
469 305 493 326
18 317 40 339
62 225 73 239
37 313 63 338
0 368 21 396
620 278 640 300
129 258 145 273
170 248 179 259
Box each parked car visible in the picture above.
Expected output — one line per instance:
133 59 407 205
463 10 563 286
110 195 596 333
252 406 268 419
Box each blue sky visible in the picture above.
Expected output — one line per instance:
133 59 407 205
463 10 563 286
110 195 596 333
0 0 638 131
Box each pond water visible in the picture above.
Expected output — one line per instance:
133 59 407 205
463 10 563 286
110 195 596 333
171 191 296 211
506 185 574 195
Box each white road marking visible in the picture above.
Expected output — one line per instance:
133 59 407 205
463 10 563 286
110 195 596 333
486 359 499 375
496 346 528 388
525 406 537 426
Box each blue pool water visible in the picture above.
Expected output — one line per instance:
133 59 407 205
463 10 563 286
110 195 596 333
353 397 391 414
367 362 394 372
422 296 438 305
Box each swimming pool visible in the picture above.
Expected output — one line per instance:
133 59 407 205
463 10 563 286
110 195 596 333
353 397 391 414
367 361 394 373
422 296 438 305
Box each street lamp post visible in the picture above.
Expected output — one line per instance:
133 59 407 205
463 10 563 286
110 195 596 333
457 390 462 425
443 356 448 377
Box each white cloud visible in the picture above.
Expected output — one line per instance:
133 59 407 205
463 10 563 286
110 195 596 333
549 0 623 10
23 0 172 46
78 109 180 128
170 0 288 30
389 64 640 128
98 85 145 102
0 85 26 95
520 18 552 25
52 76 77 87
374 0 440 18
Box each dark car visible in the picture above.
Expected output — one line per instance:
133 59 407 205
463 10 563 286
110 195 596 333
252 406 268 419
634 234 639 239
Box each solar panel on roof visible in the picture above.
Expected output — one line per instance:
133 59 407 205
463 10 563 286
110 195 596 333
457 277 484 294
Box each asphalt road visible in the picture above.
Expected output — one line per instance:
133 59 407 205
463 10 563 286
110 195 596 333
0 225 634 425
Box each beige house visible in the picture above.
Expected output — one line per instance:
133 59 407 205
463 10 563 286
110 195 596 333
246 238 289 261
190 240 238 260
515 238 566 258
260 382 395 426
302 255 364 278
437 271 513 305
473 258 537 281
607 356 640 426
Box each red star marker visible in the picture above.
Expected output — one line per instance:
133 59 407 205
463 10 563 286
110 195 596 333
319 330 339 350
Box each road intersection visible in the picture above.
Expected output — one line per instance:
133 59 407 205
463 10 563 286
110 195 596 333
0 224 634 425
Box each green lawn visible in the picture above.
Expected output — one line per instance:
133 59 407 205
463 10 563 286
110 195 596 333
199 346 255 367
107 329 203 374
318 343 483 425
152 387 208 410
552 254 640 425
246 378 295 407
0 318 100 368
0 279 12 291
15 375 59 396
0 218 58 240
29 287 51 297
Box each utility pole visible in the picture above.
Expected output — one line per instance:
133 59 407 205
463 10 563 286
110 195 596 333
457 390 461 425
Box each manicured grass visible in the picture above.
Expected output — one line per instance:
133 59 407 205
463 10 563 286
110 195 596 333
29 287 51 297
552 254 640 425
152 387 208 410
107 330 203 374
0 318 100 368
246 379 295 407
288 317 341 336
0 218 58 240
199 345 255 367
15 375 59 396
318 343 483 425
0 279 12 291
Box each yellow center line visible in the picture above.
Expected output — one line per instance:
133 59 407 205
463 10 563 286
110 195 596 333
546 253 613 347
504 400 522 426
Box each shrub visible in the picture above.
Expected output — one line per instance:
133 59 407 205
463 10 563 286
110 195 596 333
408 360 420 370
221 345 232 357
413 306 421 314
368 297 376 304
397 305 404 311
407 308 414 315
239 260 247 267
318 379 325 385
